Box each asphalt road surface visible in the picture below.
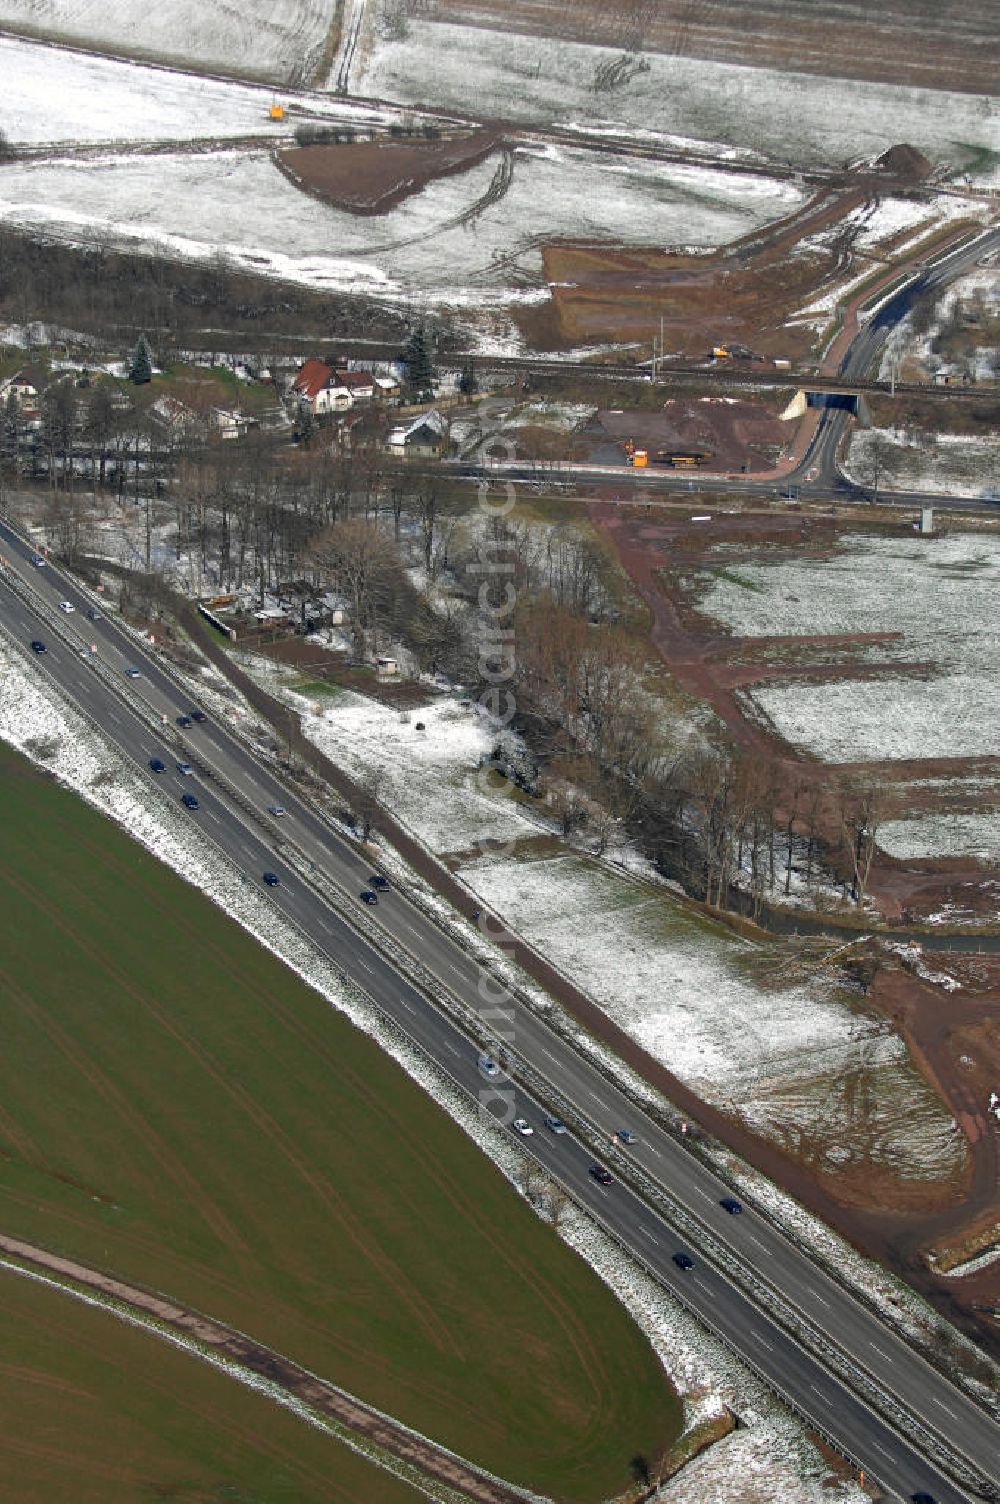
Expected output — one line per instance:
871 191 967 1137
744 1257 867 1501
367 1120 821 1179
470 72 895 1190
1 522 998 1504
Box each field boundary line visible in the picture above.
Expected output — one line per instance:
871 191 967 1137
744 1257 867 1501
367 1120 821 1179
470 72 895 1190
0 1238 539 1504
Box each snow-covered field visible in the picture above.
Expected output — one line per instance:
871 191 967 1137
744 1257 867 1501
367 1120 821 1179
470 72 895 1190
0 137 801 306
878 812 1000 862
289 685 542 854
697 532 1000 763
0 34 395 147
357 19 1000 170
846 428 1000 502
0 0 332 85
461 850 961 1180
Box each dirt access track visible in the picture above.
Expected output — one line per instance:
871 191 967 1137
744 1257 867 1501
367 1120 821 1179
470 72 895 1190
0 1234 533 1504
425 0 999 95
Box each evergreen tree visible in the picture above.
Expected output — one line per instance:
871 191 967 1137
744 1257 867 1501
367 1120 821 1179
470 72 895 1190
130 335 153 385
403 325 434 395
458 359 477 397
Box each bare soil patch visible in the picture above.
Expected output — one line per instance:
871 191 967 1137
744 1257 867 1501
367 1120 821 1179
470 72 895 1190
250 634 435 707
594 397 788 475
277 131 498 214
540 186 865 351
426 0 999 95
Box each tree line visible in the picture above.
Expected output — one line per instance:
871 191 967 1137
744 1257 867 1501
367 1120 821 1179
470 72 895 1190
5 366 883 918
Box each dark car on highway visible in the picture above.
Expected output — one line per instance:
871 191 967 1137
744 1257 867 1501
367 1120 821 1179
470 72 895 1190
360 889 379 905
911 1494 937 1504
190 709 207 722
588 1165 613 1185
149 757 166 773
370 874 389 891
543 1115 567 1134
30 639 47 653
672 1252 694 1271
262 872 280 887
181 793 199 810
176 714 193 728
720 1197 743 1215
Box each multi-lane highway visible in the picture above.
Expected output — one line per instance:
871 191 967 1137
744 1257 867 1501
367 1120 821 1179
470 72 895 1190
1 519 998 1504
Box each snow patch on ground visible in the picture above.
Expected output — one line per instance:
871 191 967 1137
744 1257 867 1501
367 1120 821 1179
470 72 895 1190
878 812 1000 863
845 427 999 501
0 2 332 84
0 136 799 310
286 684 542 855
0 34 394 146
697 532 1000 763
460 850 961 1181
357 19 999 170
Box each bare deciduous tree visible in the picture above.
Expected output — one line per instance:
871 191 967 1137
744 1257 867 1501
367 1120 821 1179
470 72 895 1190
308 518 404 658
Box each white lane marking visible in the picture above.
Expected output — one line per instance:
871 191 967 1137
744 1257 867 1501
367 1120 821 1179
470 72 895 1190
394 995 416 1014
870 1440 893 1458
870 1344 892 1364
747 1234 768 1251
637 1226 659 1247
753 1332 773 1351
809 1384 828 1399
811 1291 830 1309
930 1396 955 1418
442 1040 460 1057
692 1185 712 1200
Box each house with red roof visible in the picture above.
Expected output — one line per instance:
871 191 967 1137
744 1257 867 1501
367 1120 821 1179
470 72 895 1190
291 358 355 415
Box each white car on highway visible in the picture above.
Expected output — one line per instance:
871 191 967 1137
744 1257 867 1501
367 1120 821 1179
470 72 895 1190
512 1117 533 1136
59 600 75 612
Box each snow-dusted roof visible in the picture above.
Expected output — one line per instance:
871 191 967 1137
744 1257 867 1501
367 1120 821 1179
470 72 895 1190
393 407 448 443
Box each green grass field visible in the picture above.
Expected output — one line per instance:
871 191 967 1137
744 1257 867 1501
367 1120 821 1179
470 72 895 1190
0 747 680 1501
0 1269 424 1504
